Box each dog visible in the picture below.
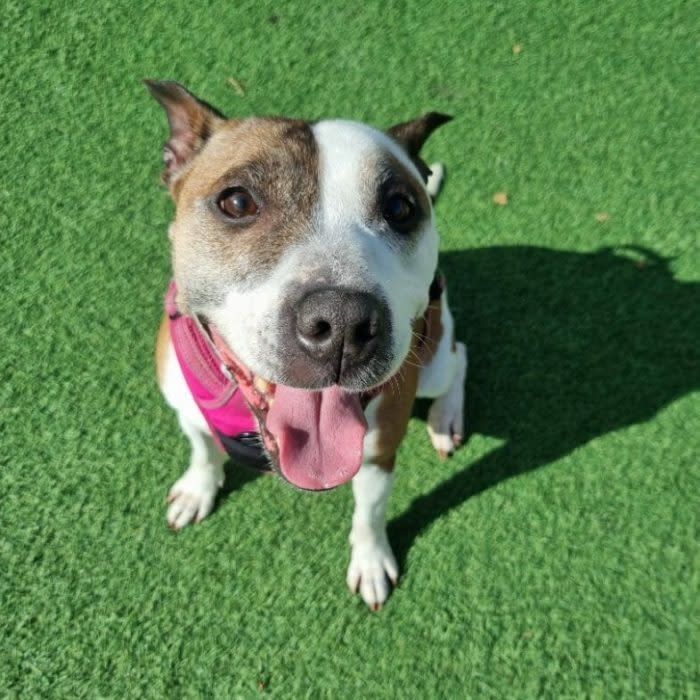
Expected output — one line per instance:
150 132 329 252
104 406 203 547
147 81 467 609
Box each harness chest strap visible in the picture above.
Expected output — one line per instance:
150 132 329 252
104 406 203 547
165 282 267 469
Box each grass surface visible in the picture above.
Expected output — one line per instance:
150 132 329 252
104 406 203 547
1 1 699 697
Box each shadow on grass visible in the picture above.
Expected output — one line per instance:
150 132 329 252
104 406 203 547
216 461 263 505
389 245 699 568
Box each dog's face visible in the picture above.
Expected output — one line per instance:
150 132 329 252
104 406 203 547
148 81 450 489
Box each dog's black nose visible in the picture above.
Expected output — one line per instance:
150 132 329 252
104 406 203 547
295 287 387 374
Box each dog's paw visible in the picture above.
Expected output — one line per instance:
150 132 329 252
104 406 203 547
347 533 399 611
166 464 224 530
427 405 463 458
427 342 466 458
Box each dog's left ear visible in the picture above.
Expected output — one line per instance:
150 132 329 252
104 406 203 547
387 112 453 182
144 80 226 186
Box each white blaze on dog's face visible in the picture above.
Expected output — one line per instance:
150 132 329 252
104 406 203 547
147 80 451 489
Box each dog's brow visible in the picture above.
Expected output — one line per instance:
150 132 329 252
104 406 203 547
209 160 269 194
378 154 425 190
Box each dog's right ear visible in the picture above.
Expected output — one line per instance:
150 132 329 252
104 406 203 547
144 80 226 185
387 112 453 183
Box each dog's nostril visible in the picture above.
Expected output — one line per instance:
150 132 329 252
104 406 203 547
311 319 332 341
353 319 376 346
297 316 333 345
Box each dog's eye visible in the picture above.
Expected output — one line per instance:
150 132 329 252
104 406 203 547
217 187 259 219
382 191 418 232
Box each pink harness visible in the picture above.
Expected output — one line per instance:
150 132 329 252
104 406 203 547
165 283 266 467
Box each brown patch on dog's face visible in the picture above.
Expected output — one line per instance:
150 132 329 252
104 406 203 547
169 117 319 310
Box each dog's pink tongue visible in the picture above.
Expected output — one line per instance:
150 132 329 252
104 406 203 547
267 385 367 490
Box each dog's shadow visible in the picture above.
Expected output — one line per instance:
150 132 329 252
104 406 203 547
217 462 263 503
391 244 699 568
217 245 698 571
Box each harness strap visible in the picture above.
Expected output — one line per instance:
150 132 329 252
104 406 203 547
166 282 264 468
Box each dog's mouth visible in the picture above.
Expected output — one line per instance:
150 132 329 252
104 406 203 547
208 325 377 491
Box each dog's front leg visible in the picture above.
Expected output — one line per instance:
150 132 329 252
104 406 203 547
417 291 468 457
347 463 398 610
158 329 226 530
166 413 226 530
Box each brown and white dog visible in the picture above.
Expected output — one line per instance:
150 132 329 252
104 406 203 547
148 81 467 609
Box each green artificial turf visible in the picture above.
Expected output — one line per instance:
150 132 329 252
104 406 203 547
1 1 698 697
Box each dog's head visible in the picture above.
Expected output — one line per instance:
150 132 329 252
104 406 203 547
147 81 451 489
